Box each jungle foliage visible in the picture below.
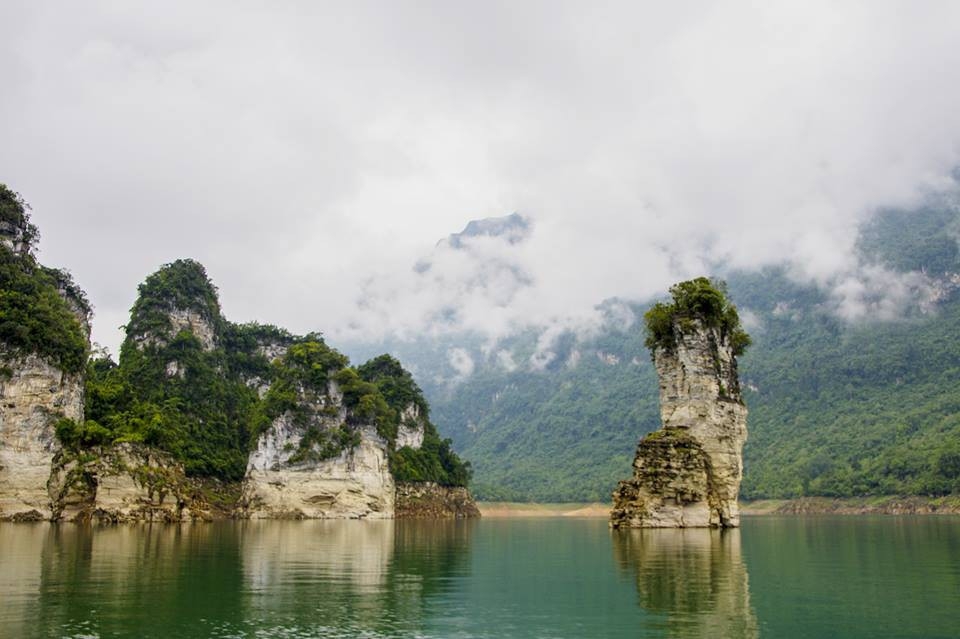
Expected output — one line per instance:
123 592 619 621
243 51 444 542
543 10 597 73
77 260 471 485
0 186 88 374
356 354 472 487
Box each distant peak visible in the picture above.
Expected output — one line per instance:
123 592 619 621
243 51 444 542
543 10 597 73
441 212 531 249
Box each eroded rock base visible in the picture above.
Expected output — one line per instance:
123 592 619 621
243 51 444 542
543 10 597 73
396 482 481 519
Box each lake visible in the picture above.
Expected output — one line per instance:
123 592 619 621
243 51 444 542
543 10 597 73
0 516 957 638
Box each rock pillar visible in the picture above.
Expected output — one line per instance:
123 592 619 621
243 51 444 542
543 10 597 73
611 319 748 528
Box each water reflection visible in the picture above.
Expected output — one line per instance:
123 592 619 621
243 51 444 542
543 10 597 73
0 521 474 638
612 527 758 638
236 519 475 637
2 519 957 637
0 524 46 638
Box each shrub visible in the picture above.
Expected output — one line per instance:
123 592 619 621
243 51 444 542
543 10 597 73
643 277 751 356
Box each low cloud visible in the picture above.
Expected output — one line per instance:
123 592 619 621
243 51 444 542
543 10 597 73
829 266 937 322
1 2 959 355
447 347 475 378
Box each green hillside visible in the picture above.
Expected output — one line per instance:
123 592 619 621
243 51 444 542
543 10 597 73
732 195 960 498
354 191 960 501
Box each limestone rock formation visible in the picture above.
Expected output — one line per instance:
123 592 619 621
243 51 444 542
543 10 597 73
611 278 749 528
0 187 91 521
396 481 481 518
0 355 84 520
49 443 209 523
395 404 426 449
242 390 396 519
0 193 478 521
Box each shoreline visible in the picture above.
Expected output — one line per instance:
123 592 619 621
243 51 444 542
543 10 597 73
478 495 960 518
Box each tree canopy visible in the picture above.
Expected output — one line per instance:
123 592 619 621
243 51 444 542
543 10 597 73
644 277 751 356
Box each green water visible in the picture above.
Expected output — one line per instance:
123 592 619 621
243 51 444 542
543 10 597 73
0 517 957 638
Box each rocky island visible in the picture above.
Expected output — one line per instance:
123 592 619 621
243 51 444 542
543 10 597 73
0 185 478 522
611 278 750 528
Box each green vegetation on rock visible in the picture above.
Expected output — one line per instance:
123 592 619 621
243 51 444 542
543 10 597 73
0 185 88 373
0 184 39 247
356 354 472 487
125 259 222 339
644 277 750 356
76 260 472 486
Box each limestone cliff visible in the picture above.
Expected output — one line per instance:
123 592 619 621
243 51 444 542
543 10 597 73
0 355 84 520
0 186 91 521
0 203 477 520
241 382 396 519
611 278 749 528
241 362 478 519
49 443 212 523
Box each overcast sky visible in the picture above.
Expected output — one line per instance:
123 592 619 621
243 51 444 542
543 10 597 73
3 1 960 355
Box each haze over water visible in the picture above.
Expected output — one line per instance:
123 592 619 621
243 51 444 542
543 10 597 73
0 517 957 638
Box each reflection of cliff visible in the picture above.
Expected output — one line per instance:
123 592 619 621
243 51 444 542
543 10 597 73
242 520 395 596
0 524 48 637
613 528 758 638
0 523 244 637
0 520 475 636
390 519 475 604
240 520 474 635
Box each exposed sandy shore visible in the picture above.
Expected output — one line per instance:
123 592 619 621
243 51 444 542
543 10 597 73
741 496 960 515
479 496 960 518
477 502 611 518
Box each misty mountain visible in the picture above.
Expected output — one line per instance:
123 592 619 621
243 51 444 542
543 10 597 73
340 190 960 502
441 212 531 249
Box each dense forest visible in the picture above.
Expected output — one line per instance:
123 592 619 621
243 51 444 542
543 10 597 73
0 185 89 374
729 195 960 498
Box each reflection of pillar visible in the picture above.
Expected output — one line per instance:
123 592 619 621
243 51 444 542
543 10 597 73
612 528 758 638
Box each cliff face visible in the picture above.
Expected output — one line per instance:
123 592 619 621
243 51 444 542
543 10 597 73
611 316 748 528
241 374 478 519
242 381 397 519
49 443 211 523
0 188 91 521
0 355 84 520
396 481 481 518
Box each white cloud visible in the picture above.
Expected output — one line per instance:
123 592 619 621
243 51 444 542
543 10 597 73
447 347 475 378
830 266 935 322
496 350 517 373
1 1 959 353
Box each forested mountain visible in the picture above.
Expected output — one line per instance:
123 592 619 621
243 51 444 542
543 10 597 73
77 259 472 488
344 187 960 501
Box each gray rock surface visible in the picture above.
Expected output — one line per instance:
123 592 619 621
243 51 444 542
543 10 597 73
0 355 83 520
241 382 396 519
611 319 748 528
